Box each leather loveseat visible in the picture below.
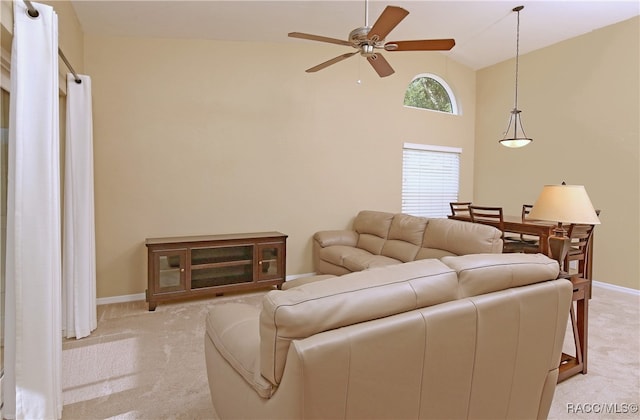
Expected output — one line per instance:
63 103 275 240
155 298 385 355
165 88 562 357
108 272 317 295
205 253 571 419
313 210 504 275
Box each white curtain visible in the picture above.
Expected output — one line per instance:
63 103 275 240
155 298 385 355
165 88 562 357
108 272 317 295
62 74 96 339
4 1 62 418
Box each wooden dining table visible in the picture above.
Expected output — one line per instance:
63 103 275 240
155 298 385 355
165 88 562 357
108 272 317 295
448 213 557 256
448 213 595 280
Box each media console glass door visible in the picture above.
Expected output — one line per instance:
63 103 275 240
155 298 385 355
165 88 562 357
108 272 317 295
190 245 254 289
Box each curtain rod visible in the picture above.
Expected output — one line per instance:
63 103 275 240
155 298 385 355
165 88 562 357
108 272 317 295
23 0 82 84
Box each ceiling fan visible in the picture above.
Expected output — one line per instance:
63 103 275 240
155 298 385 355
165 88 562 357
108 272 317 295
288 2 455 78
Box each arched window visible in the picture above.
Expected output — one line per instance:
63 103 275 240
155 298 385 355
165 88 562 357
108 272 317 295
403 74 458 114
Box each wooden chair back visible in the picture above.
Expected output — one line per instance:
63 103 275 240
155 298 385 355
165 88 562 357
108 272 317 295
449 202 472 217
522 204 534 221
469 205 505 232
517 204 540 245
564 223 596 278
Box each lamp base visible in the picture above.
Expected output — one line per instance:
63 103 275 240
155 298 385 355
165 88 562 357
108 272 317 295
549 223 570 277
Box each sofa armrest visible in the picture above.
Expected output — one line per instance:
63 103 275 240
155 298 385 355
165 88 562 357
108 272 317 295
313 230 359 248
205 303 274 398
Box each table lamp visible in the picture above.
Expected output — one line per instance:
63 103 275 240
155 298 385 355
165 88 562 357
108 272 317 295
528 183 600 274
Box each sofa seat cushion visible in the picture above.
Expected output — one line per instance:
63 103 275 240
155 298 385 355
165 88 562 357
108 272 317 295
259 259 459 385
441 253 560 298
206 303 274 398
342 253 402 272
318 245 372 267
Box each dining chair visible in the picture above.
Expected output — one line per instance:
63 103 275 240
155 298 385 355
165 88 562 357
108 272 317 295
522 204 535 226
506 204 541 253
469 205 539 253
563 209 600 278
449 202 472 217
563 223 596 279
469 205 512 248
468 205 503 228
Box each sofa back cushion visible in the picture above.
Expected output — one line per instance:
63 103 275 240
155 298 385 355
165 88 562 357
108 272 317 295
259 259 459 385
417 218 503 259
353 210 394 254
381 214 428 262
441 253 560 298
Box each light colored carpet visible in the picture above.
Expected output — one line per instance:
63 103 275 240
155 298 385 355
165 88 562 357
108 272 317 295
549 285 640 420
61 292 264 420
61 284 639 419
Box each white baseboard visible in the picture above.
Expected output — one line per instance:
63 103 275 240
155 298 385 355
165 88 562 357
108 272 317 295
96 273 318 306
593 280 640 296
97 293 146 305
284 272 316 281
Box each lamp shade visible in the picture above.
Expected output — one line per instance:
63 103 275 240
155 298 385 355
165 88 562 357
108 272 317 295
529 184 600 225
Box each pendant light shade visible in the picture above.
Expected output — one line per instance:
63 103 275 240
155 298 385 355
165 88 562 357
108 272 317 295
500 109 532 148
499 6 532 148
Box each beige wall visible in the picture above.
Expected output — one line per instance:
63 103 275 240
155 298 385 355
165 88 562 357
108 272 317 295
85 36 477 298
7 2 636 296
475 17 639 289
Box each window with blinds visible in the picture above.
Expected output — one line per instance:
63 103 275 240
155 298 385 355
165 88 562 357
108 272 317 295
402 143 461 218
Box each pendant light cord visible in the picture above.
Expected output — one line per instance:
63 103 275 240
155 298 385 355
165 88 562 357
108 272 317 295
513 6 523 110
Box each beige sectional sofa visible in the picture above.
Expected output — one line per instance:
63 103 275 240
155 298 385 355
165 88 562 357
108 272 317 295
205 253 571 419
313 210 504 275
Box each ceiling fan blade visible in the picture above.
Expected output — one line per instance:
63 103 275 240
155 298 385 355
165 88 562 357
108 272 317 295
367 53 394 77
367 6 409 42
306 52 358 73
384 39 456 51
288 32 352 47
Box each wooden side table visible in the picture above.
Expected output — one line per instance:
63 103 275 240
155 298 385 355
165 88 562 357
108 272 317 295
558 276 591 382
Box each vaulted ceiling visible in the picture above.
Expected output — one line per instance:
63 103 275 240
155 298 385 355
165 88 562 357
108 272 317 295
71 1 639 70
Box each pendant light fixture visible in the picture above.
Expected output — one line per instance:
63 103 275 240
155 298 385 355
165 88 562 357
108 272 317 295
499 5 532 148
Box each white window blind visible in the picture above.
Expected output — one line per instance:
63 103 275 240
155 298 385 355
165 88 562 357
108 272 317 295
402 143 461 218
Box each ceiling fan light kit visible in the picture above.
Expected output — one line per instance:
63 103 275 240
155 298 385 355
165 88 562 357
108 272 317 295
288 2 455 78
499 5 533 149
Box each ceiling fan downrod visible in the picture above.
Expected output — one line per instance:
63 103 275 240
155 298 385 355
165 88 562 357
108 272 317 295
364 0 370 28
